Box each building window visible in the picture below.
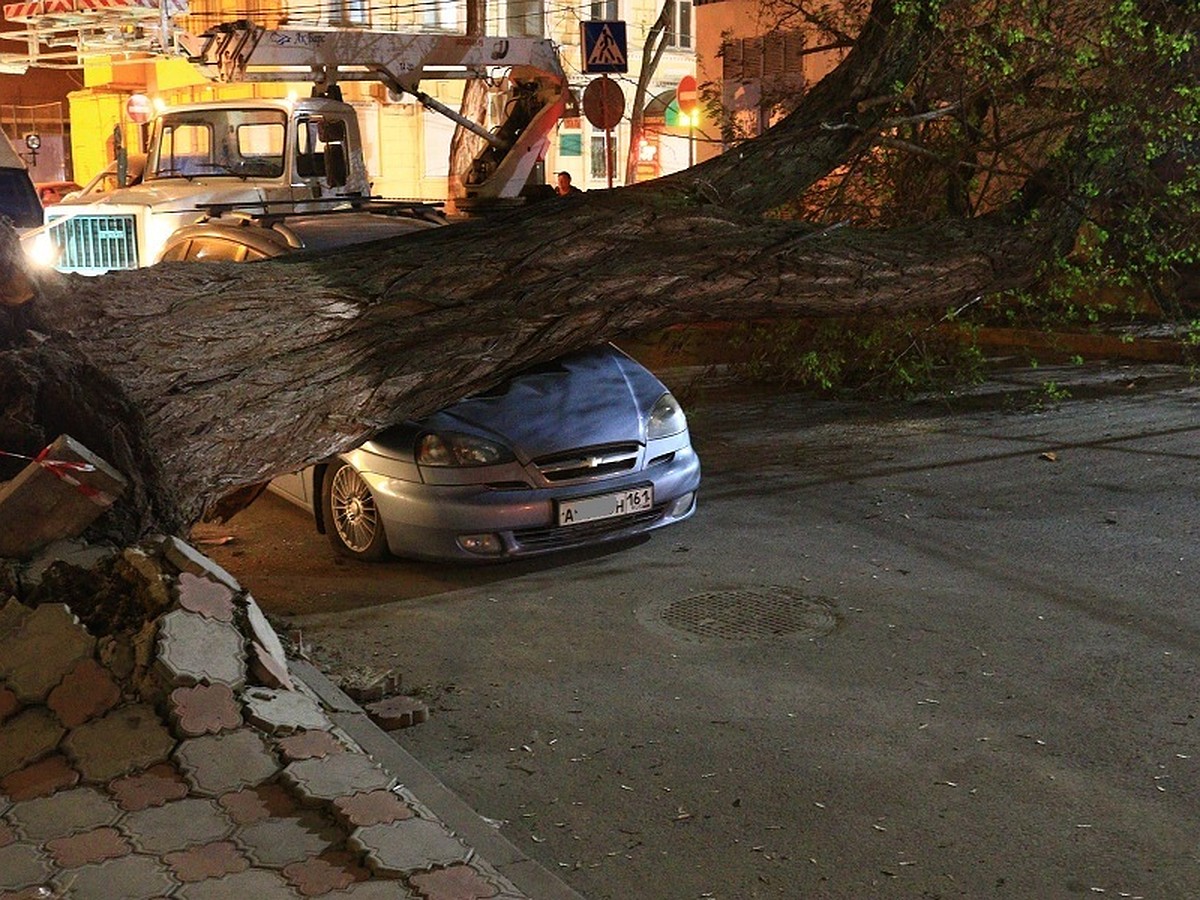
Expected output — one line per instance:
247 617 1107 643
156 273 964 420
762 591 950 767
722 30 807 83
330 0 369 26
420 0 458 30
664 0 692 48
590 133 617 180
506 0 544 36
590 0 618 20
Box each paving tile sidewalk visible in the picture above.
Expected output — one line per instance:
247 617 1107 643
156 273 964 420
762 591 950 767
0 537 584 900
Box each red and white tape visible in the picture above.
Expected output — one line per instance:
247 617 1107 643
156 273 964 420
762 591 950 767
1 446 115 507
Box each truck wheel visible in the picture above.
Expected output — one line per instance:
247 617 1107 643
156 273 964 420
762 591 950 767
321 461 389 560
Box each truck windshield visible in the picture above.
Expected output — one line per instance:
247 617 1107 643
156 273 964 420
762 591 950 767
148 108 287 181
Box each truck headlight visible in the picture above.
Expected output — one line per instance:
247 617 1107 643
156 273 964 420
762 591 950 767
25 232 59 269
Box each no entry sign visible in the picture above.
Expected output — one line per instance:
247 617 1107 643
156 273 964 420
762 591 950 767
676 75 699 116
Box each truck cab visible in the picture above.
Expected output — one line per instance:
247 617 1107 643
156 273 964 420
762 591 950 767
46 96 369 273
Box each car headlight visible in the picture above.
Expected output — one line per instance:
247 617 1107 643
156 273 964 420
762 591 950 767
416 432 514 467
647 392 687 439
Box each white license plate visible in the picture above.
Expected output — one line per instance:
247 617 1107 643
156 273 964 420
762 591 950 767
558 486 653 527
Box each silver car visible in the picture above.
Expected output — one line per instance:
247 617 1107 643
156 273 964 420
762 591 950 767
269 344 700 561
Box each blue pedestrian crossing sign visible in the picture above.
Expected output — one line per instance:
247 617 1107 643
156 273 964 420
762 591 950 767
581 20 628 73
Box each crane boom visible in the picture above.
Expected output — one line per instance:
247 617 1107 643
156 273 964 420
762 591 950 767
180 24 564 92
178 22 566 200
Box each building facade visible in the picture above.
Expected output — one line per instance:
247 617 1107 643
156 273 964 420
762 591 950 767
693 0 845 165
0 0 697 198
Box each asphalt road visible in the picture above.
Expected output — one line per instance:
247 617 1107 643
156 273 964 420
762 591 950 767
195 362 1200 899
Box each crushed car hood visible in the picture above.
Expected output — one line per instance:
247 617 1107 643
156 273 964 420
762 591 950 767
420 346 666 461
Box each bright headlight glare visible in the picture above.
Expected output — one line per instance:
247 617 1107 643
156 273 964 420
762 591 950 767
647 392 687 439
416 432 512 467
27 232 59 269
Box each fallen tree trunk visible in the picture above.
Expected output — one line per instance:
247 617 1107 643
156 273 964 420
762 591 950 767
3 191 1076 537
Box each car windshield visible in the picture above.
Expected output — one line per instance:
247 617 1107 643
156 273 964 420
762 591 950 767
148 108 287 181
0 169 42 227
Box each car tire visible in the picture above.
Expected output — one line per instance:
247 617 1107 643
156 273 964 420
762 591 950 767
321 461 389 561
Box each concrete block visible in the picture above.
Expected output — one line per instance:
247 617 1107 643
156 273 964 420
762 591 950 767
0 754 80 801
334 880 420 899
168 683 243 738
47 657 121 728
0 840 53 891
6 786 122 841
52 852 179 899
0 707 65 778
158 536 242 591
364 695 429 731
0 596 32 636
281 754 394 806
331 790 415 829
176 571 235 621
245 596 289 673
243 687 332 735
250 641 294 691
410 863 518 900
0 602 96 703
44 826 131 868
156 609 246 690
0 435 127 560
122 797 234 854
235 810 342 868
174 729 279 797
163 840 250 882
281 850 370 895
108 763 190 812
61 703 177 782
349 818 470 877
172 867 300 899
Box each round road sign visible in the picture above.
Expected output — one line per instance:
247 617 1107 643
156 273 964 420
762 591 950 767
127 93 153 125
582 78 625 130
676 74 699 116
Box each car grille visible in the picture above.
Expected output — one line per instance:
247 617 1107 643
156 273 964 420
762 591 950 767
49 214 139 271
533 443 640 483
513 505 665 551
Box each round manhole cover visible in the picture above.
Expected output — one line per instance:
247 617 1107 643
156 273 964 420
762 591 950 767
659 588 839 641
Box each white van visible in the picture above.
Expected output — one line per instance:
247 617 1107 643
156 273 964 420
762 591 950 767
0 132 41 231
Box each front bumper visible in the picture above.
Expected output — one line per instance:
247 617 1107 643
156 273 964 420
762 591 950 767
358 443 701 561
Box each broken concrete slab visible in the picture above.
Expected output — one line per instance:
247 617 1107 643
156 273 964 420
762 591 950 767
0 435 128 560
0 602 96 703
20 539 116 587
364 696 428 732
157 536 241 592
